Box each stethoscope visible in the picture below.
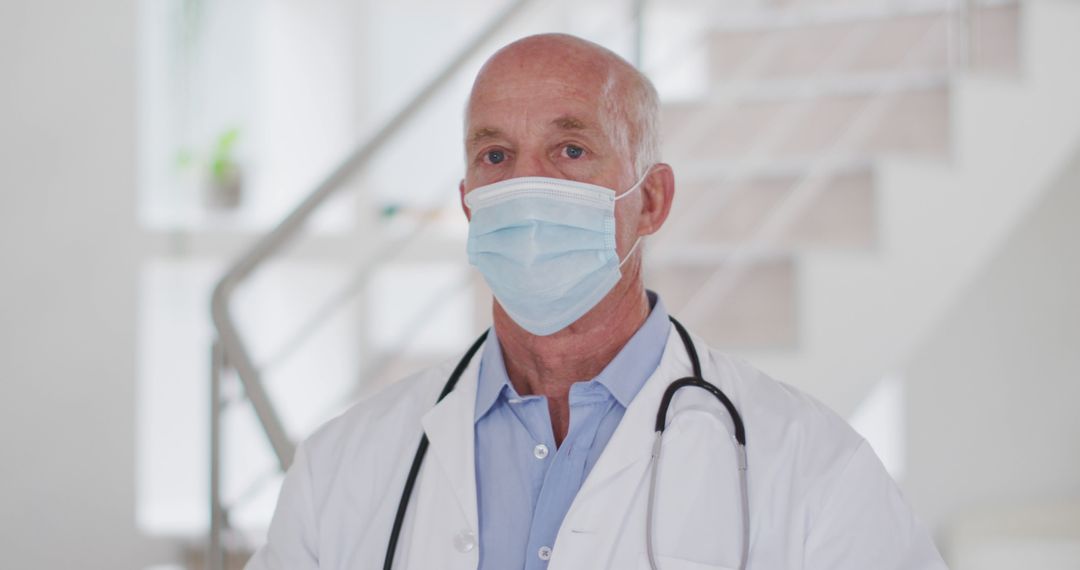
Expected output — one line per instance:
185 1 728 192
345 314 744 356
383 316 749 570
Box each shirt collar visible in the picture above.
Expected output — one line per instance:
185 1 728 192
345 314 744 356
474 325 512 422
475 291 670 422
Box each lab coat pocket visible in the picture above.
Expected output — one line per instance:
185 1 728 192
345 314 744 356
636 554 735 570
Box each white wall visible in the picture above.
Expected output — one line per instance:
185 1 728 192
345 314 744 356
0 1 160 567
901 143 1080 545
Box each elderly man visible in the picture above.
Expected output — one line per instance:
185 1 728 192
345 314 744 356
247 34 946 570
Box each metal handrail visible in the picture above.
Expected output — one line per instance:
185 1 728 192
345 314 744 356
209 0 535 472
257 211 441 376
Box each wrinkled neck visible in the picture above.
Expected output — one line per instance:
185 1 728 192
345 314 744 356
493 276 650 444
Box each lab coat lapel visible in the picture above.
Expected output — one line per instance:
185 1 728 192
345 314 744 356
389 355 482 570
416 354 482 544
548 324 693 569
577 323 690 494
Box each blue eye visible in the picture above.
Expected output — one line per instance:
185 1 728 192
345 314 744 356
564 145 584 159
486 150 506 164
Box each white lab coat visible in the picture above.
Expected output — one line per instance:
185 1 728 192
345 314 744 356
247 324 947 570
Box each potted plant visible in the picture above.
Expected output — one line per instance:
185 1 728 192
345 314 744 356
202 127 243 210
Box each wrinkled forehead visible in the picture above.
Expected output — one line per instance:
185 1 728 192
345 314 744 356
466 50 618 117
464 45 631 151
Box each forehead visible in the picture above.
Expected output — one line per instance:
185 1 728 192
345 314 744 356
465 50 620 138
468 80 610 129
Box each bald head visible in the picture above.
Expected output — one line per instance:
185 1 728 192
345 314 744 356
464 34 660 176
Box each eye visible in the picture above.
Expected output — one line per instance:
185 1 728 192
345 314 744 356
484 149 506 165
562 144 585 159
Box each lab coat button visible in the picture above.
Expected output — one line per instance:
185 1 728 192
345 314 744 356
533 443 549 459
538 545 552 560
453 530 476 553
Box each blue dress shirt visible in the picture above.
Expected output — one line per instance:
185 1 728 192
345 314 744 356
473 293 670 569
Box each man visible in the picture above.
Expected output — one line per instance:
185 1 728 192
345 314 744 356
247 34 947 570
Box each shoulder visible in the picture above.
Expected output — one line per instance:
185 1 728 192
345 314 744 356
716 350 859 443
695 347 944 566
296 358 459 481
696 339 861 443
680 334 944 566
695 341 868 502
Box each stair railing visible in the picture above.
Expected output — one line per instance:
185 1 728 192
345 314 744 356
206 1 536 567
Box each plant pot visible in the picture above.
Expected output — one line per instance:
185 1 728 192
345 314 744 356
204 165 243 210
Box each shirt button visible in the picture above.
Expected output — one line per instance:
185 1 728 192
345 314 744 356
538 545 552 560
533 443 549 459
453 530 476 553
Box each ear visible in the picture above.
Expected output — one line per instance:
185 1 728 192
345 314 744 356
459 179 472 221
635 163 675 236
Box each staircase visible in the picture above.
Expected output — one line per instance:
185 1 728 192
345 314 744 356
666 0 1080 416
645 0 1064 417
649 3 987 346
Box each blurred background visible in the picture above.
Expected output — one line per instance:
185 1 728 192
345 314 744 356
1 0 1078 568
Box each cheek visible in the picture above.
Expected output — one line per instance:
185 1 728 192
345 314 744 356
614 199 642 245
464 171 495 192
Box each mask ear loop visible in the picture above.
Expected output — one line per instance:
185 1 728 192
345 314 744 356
615 167 651 268
618 236 643 268
614 167 651 201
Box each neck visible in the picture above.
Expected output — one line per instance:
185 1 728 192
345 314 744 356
493 276 651 445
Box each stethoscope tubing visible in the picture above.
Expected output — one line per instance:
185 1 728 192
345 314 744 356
648 318 749 570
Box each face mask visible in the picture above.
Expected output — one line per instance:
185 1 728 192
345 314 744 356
464 172 646 336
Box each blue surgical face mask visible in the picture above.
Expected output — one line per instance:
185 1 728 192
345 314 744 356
464 172 647 336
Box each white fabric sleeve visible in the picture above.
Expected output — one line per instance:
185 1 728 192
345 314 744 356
244 442 319 570
804 440 949 570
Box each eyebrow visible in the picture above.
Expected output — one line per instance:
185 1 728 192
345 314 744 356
552 115 592 132
468 127 503 146
466 115 598 148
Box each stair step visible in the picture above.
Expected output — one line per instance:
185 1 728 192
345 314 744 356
968 3 1021 72
645 256 797 349
700 0 1001 30
184 546 252 570
709 11 948 79
661 84 950 161
657 168 876 249
695 71 949 104
706 4 1018 81
459 261 796 349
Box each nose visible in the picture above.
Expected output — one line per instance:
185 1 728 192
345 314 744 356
509 147 562 180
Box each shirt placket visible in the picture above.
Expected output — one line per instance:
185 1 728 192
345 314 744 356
522 388 615 569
